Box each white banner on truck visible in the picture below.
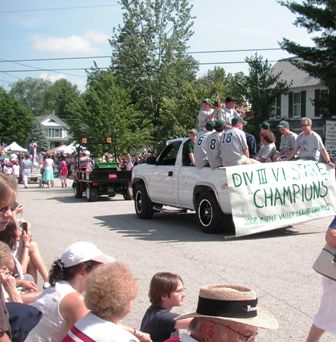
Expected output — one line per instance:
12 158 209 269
226 161 336 237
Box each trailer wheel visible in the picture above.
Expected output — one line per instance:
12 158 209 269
86 185 98 202
123 188 132 200
196 192 223 234
134 184 153 219
74 183 82 198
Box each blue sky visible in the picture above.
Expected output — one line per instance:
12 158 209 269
0 0 313 92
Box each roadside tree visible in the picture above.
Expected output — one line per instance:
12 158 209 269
242 54 290 137
65 69 151 156
47 79 81 121
110 0 198 147
0 87 34 146
9 77 53 116
27 120 49 152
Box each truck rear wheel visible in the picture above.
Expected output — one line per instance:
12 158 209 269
86 185 98 202
134 184 153 219
196 192 223 234
74 183 82 198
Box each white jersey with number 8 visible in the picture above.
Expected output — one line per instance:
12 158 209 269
205 131 224 169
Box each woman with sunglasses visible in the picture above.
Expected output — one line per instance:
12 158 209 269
0 172 20 341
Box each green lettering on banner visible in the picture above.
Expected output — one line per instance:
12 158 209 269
257 168 267 185
243 172 253 185
232 173 242 188
320 181 328 198
264 188 274 207
283 186 293 204
271 167 287 182
292 184 300 203
273 188 284 206
315 163 328 177
253 189 263 208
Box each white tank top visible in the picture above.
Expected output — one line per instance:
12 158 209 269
26 281 76 341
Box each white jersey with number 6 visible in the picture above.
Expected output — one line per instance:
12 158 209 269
205 131 224 169
194 130 212 168
221 127 248 166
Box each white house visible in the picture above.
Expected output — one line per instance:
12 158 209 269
270 57 329 136
37 114 71 149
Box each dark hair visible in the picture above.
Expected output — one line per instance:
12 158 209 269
149 272 183 306
260 130 276 144
49 259 100 286
0 218 18 250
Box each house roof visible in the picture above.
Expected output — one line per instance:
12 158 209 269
37 114 69 128
271 58 323 89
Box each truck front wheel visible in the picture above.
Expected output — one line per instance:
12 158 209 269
134 184 153 219
196 192 223 234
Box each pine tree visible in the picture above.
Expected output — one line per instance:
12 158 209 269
28 120 49 152
279 0 336 115
110 0 198 146
243 54 290 137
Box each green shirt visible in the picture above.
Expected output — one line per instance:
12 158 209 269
182 139 195 166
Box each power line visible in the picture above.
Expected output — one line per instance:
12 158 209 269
0 4 119 14
0 67 108 73
190 48 281 54
0 48 283 63
0 58 87 79
0 59 283 73
2 71 21 80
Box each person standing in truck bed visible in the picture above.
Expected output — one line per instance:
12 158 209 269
182 129 197 166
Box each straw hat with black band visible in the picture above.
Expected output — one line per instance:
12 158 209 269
177 284 278 330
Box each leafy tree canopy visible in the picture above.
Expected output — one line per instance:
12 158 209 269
9 77 53 116
65 69 152 156
0 87 35 146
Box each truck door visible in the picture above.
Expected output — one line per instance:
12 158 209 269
147 141 181 205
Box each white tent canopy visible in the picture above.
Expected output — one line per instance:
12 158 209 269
62 142 77 154
4 141 27 152
46 145 67 154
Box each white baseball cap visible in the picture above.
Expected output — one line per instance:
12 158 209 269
61 242 115 268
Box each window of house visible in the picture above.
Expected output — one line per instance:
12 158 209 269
270 95 281 118
47 128 62 138
293 92 301 117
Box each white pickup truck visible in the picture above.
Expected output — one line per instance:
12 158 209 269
132 138 336 236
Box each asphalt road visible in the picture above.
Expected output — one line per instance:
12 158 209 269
16 178 335 341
